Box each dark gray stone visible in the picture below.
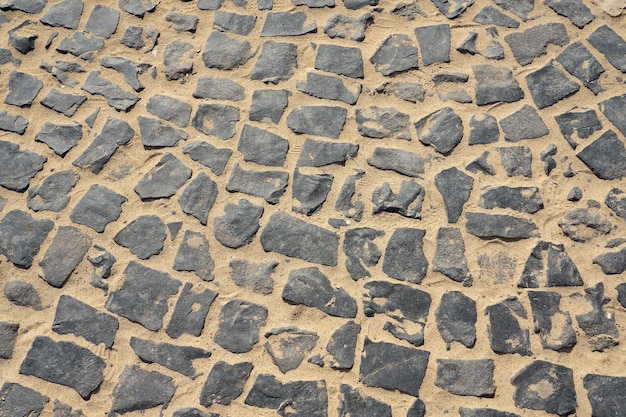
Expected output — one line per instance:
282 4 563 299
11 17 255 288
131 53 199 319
163 40 193 80
249 89 290 123
293 0 334 6
0 322 19 359
261 212 338 266
558 206 612 242
473 65 524 105
584 374 626 417
40 89 87 117
576 283 619 351
297 138 358 167
526 64 580 109
245 374 327 417
382 228 428 284
430 0 474 18
356 106 410 139
40 0 82 29
297 72 361 105
314 44 363 78
567 187 582 202
53 295 118 348
238 125 288 167
198 0 223 9
363 280 431 346
493 0 533 19
469 113 499 144
459 408 520 417
114 215 166 259
214 199 263 249
0 111 28 134
20 336 105 399
56 32 104 59
192 103 239 140
466 151 496 175
372 181 424 219
85 108 99 128
120 26 159 51
0 382 48 417
81 71 139 111
434 167 474 223
292 169 333 216
0 210 53 269
213 11 256 35
436 359 495 397
182 141 232 176
178 173 217 226
147 95 191 128
556 42 604 94
0 141 45 192
34 122 82 156
260 12 316 36
8 21 37 55
587 25 626 73
0 0 47 13
466 212 537 239
166 283 217 339
166 11 198 33
359 338 429 396
528 291 576 351
432 71 468 84
200 361 253 406
105 261 181 331
436 291 476 349
504 23 569 66
324 13 372 41
214 299 268 353
73 118 134 174
415 107 463 154
226 164 288 204
5 71 42 107
487 297 531 356
194 76 244 101
338 384 391 417
479 186 543 213
251 41 297 83
85 4 119 38
501 104 549 141
606 188 626 221
519 241 583 288
130 337 210 379
599 94 626 137
376 81 425 103
138 116 187 149
414 24 450 66
119 0 157 17
134 153 192 200
172 409 216 417
473 6 519 27
202 31 254 70
110 365 175 415
577 130 626 180
264 327 318 373
439 89 473 103
511 360 576 416
173 231 215 281
42 60 86 88
498 146 532 177
3 280 44 310
366 147 425 177
283 267 356 318
101 56 151 92
39 226 91 288
326 321 360 370
287 106 347 139
433 227 472 286
335 170 365 221
343 0 377 8
229 259 277 295
554 108 602 149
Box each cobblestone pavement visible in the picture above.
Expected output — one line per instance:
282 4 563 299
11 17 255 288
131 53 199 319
0 0 626 416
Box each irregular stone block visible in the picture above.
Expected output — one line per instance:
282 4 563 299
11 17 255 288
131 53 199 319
326 321 360 370
166 283 217 339
324 13 372 41
466 151 496 175
376 81 425 103
297 72 361 105
479 186 543 214
518 241 583 287
202 31 255 70
335 170 365 221
260 12 316 36
81 71 138 112
130 337 210 378
576 283 619 351
587 25 626 73
556 42 604 94
178 173 217 226
500 104 549 142
193 76 244 101
372 181 424 219
367 147 425 177
134 153 192 200
315 44 363 78
40 89 87 117
292 169 333 216
73 118 134 174
173 231 215 281
34 122 82 157
473 6 519 27
226 164 288 204
466 212 537 239
214 299 268 353
583 374 626 417
526 64 580 109
297 138 358 167
415 107 463 154
4 280 45 310
53 295 118 348
249 89 290 123
338 384 391 417
577 130 626 180
39 226 91 288
119 0 157 17
100 56 151 92
487 297 531 356
0 110 28 134
414 24 450 66
0 210 53 269
433 227 472 286
238 125 288 167
434 167 473 223
229 259 277 295
504 23 569 66
356 106 410 139
114 215 166 260
459 408 520 417
264 327 318 373
605 188 626 221
287 106 347 139
436 359 495 397
200 361 253 406
382 228 428 283
110 365 176 415
528 291 576 351
5 71 43 107
84 4 119 38
0 382 48 417
554 108 602 149
166 11 199 33
0 322 19 359
0 140 45 192
436 291 476 348
214 199 264 248
250 41 297 83
192 103 239 140
213 11 256 35
599 94 626 138
473 65 524 105
70 185 126 232
147 95 191 128
245 374 327 417
183 142 232 176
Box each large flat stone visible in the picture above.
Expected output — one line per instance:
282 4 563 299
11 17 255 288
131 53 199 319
0 140 45 192
577 130 626 180
130 337 210 378
214 300 268 353
297 72 361 105
52 295 118 348
39 226 91 287
465 212 538 239
367 147 425 177
382 228 428 283
183 141 232 176
436 291 476 348
192 103 239 140
70 185 126 232
245 374 327 417
73 118 134 174
479 186 543 214
114 215 166 259
238 124 289 166
504 23 569 66
414 24 450 66
434 167 473 223
326 321 360 370
473 65 524 105
200 361 253 406
511 360 576 415
583 374 626 417
435 359 495 397
166 283 217 339
202 31 255 70
556 42 604 94
315 44 363 78
0 382 48 417
214 199 264 248
250 41 297 83
0 210 53 269
433 227 472 286
338 385 391 417
528 291 576 351
81 71 138 112
134 153 192 200
587 25 626 73
297 138 358 167
487 297 531 356
178 173 218 226
526 64 580 109
110 365 176 415
260 12 316 36
287 106 347 139
226 164 288 204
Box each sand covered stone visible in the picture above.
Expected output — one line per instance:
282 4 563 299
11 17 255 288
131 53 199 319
469 113 499 145
376 81 425 103
335 170 365 221
106 261 181 331
135 153 192 200
84 4 119 38
587 25 626 73
214 199 264 248
473 6 519 27
326 321 360 370
166 11 199 33
5 71 43 107
214 299 268 353
479 186 543 213
20 336 106 399
260 12 316 36
4 280 45 310
283 267 357 318
287 106 346 139
251 41 297 83
558 206 612 242
53 295 118 348
0 382 48 417
193 76 244 101
528 291 576 351
119 0 157 17
343 228 383 280
338 384 391 417
487 297 531 356
511 360 576 416
367 147 425 177
297 72 361 105
202 31 254 70
114 215 166 259
34 122 82 157
41 89 87 117
178 173 217 226
238 125 288 166
0 210 53 269
577 130 626 180
147 95 191 128
583 374 626 417
119 26 159 52
605 188 626 221
500 104 549 141
229 259 277 294
261 212 339 266
473 65 524 105
415 107 463 154
0 322 19 359
460 408 520 417
498 146 532 177
363 280 431 346
81 71 139 111
164 40 193 80
264 327 318 373
436 291 476 348
356 106 410 139
518 241 583 287
324 13 372 41
73 118 134 174
173 230 215 281
504 23 568 66
556 42 604 94
315 44 363 78
433 227 472 286
372 181 424 219
466 151 496 175
434 167 473 223
200 361 253 406
40 226 91 288
292 169 333 216
599 94 626 137
436 359 495 397
249 89 290 123
192 103 239 140
138 117 187 149
576 283 619 351
130 337 210 378
383 228 428 283
213 11 256 35
0 110 28 134
183 142 231 176
554 108 602 149
245 374 327 417
110 365 175 415
0 0 47 13
0 141 45 192
414 24 450 66
166 283 217 339
297 138 358 167
226 164 288 204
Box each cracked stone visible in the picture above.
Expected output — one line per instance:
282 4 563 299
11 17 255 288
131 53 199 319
292 168 333 216
434 167 473 223
53 295 118 348
214 299 268 353
120 26 159 52
110 365 176 415
229 259 277 295
41 89 87 117
73 118 134 174
599 94 626 138
436 359 495 397
182 141 232 176
173 231 215 281
226 164 288 204
192 103 239 140
200 361 253 406
81 71 139 112
166 283 217 339
335 170 365 221
554 108 602 149
487 297 531 356
528 291 576 351
147 95 192 128
0 110 28 134
40 226 91 288
504 23 568 66
57 32 104 59
130 337 210 379
0 382 48 417
433 227 472 286
35 122 82 157
134 153 192 200
382 228 428 283
606 188 626 221
214 199 264 249
414 24 450 66
372 181 424 219
179 173 218 226
556 42 604 94
245 374 327 417
519 241 583 288
436 291 476 349
70 185 126 232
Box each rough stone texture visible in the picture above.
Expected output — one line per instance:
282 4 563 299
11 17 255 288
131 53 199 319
166 283 217 339
173 230 215 281
504 23 569 66
324 13 372 41
238 124 289 166
249 89 290 123
213 11 256 35
0 140 46 192
5 71 43 107
326 321 360 370
433 227 472 286
81 71 138 112
473 6 519 27
84 4 119 38
436 291 476 349
292 169 333 216
214 199 264 249
528 291 576 351
193 76 245 101
264 327 318 373
110 365 176 415
382 228 428 283
575 283 619 352
200 361 253 406
4 280 45 310
40 226 91 288
0 210 53 269
34 122 83 157
134 153 192 200
554 108 602 149
356 106 410 139
287 106 347 139
0 382 49 417
518 241 583 287
73 118 134 174
147 95 192 128
214 300 268 353
367 147 425 177
202 31 255 70
414 24 450 66
338 384 391 417
372 181 424 219
298 138 358 167
500 105 549 141
583 374 626 417
556 42 604 94
558 206 612 242
434 167 474 223
0 322 19 359
114 215 166 259
525 64 580 109
245 374 327 417
183 142 231 176
178 173 218 226
260 12 316 36
473 65 524 105
498 146 533 177
298 72 361 105
139 117 188 149
479 186 543 214
40 89 87 117
229 259 277 294
415 107 463 155
436 359 495 397
53 295 118 348
587 25 626 73
70 185 126 232
192 103 240 140
487 297 532 356
130 337 210 378
315 44 363 78
251 41 297 83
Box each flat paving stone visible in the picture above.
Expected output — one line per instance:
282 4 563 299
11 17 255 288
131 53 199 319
500 104 548 141
238 125 288 166
72 118 134 174
5 71 43 107
519 241 583 287
110 365 175 415
119 26 159 52
324 13 372 41
81 71 139 112
213 11 256 35
528 291 576 351
0 140 46 192
526 63 580 109
260 12 316 36
0 0 47 13
315 44 363 78
0 322 19 359
202 31 255 70
469 113 499 144
473 65 524 105
466 212 537 239
577 130 626 180
134 153 192 200
193 76 244 101
554 108 602 149
338 384 391 417
434 167 473 223
493 0 533 19
229 259 277 295
20 336 106 399
163 41 194 81
40 0 82 29
183 141 232 176
367 147 425 177
0 210 53 269
57 32 104 60
466 151 496 175
356 106 410 139
147 95 191 128
245 374 327 417
200 361 253 406
130 337 210 379
226 164 288 204
34 122 82 157
192 103 239 140
166 11 199 33
292 168 333 216
105 261 181 331
326 321 360 370
382 228 428 283
583 374 626 417
460 408 521 417
264 327 318 373
556 42 604 94
214 199 264 249
498 146 532 177
0 382 48 417
249 89 290 123
0 110 28 134
138 116 187 149
287 106 347 139
251 41 297 83
166 283 217 339
335 170 365 221
297 72 361 105
415 107 463 154
587 25 626 73
605 188 626 221
504 23 569 66
473 6 519 27
40 89 87 117
478 186 543 213
53 295 118 348
214 299 268 353
114 215 166 260
178 173 218 226
39 226 91 288
343 228 383 280
297 138 358 167
3 280 45 310
436 290 476 348
376 81 425 103
372 181 424 219
414 24 450 66
487 297 531 356
599 93 626 137
433 227 472 286
84 4 119 38
436 359 495 397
